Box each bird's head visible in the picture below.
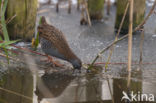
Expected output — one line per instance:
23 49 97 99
38 16 49 38
70 58 82 69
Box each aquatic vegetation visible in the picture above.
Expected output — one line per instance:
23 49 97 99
0 0 18 63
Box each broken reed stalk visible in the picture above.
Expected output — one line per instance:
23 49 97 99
68 0 72 14
128 0 134 72
81 0 85 19
84 0 92 26
56 1 59 12
77 0 80 10
88 0 156 69
107 0 111 15
139 30 144 65
104 2 129 70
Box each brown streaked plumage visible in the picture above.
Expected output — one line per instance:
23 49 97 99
38 16 82 69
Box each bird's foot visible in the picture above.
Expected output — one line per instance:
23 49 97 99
41 56 63 67
47 56 64 67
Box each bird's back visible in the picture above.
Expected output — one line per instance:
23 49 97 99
38 18 79 62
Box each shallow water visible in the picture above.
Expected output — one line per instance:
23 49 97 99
0 66 156 103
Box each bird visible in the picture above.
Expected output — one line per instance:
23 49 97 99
38 16 82 69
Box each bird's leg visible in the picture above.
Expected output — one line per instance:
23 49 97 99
47 56 63 67
41 55 63 67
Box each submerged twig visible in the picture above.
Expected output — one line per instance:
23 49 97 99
88 0 156 69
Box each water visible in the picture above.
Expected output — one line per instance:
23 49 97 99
0 66 156 103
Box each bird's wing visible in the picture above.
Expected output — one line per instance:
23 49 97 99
39 24 77 60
